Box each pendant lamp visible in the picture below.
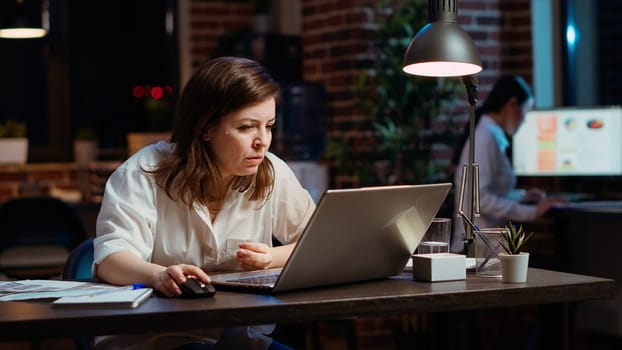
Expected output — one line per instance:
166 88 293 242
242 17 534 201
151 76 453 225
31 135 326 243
402 0 482 249
0 0 48 39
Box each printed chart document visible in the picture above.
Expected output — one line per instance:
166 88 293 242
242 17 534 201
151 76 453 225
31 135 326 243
52 288 153 309
0 280 121 301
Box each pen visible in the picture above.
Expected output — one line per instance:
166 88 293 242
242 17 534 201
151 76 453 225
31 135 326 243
457 209 480 231
458 210 500 269
458 210 495 251
87 283 147 297
458 209 498 253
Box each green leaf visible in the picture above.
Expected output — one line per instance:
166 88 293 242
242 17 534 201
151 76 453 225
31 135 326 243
0 120 27 138
500 222 535 254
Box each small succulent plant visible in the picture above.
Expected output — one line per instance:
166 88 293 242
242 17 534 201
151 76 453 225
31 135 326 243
499 222 534 255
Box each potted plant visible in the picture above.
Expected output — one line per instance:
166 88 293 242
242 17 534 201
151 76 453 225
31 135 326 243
325 0 463 186
498 222 534 283
0 120 28 164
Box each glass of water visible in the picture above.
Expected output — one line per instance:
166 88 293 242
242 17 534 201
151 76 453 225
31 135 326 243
416 217 451 254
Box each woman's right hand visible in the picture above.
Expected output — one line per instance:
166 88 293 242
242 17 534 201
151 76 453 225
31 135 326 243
152 264 211 297
523 188 546 203
96 251 211 298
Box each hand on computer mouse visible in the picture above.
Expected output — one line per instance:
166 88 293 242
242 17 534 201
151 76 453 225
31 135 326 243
179 278 216 298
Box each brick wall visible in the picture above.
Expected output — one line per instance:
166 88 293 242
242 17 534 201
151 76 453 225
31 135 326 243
180 0 533 186
301 0 374 138
186 0 254 71
461 0 533 95
181 0 533 187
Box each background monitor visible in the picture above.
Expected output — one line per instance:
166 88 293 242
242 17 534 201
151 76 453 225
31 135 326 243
513 106 622 176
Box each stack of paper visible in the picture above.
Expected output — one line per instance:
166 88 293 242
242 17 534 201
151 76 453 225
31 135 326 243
0 280 153 308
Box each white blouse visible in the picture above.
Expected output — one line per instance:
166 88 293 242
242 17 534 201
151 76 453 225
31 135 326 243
94 141 316 271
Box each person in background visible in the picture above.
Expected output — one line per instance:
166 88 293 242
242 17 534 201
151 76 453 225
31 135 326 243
93 56 315 349
451 75 566 253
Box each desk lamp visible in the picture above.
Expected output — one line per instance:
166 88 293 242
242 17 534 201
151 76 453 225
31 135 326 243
0 0 48 39
402 0 482 250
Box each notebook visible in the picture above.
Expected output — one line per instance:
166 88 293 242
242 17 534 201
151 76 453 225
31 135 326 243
210 183 452 293
52 288 153 308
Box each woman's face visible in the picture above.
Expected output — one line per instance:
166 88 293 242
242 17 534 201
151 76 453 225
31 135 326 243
505 96 534 136
206 97 276 182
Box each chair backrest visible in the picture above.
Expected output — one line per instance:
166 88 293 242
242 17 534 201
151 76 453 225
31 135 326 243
0 196 89 278
0 196 88 251
62 238 94 280
62 238 96 350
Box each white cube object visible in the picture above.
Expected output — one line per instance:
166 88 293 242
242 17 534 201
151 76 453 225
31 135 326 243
412 253 466 282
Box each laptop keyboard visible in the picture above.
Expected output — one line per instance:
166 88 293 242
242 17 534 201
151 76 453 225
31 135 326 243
227 274 279 286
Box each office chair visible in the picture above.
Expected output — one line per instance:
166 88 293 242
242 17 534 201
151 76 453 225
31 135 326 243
0 196 88 279
62 237 95 281
62 237 95 350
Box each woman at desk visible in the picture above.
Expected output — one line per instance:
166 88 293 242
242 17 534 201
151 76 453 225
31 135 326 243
451 76 565 253
93 57 315 349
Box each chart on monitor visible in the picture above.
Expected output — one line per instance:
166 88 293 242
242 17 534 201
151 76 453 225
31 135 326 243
513 106 622 177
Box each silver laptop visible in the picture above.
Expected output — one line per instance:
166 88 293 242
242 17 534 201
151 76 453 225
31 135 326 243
210 183 451 293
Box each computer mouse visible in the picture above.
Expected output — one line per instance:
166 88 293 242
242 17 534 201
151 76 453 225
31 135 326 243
179 278 216 298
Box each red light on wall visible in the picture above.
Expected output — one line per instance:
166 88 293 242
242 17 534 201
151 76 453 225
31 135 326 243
150 86 164 100
132 85 145 98
132 84 172 99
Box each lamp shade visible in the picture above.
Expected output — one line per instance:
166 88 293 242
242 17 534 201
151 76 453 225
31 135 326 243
0 0 47 39
0 27 46 39
402 0 481 77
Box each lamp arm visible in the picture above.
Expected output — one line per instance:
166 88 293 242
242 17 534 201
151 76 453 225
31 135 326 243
458 74 480 250
461 74 478 106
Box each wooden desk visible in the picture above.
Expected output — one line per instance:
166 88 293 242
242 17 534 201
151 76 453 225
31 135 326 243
0 268 614 342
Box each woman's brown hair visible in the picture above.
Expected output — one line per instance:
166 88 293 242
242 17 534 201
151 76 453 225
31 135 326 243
148 56 280 207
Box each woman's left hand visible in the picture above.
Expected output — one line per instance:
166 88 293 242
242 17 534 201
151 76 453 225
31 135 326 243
236 242 273 270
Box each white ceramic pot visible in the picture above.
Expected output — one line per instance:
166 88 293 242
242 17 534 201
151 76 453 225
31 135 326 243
499 252 530 283
0 137 28 164
74 140 98 167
